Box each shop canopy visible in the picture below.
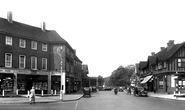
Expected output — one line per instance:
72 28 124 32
140 75 153 84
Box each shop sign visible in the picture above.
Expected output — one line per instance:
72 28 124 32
37 71 49 75
52 72 61 75
0 69 14 73
16 70 31 74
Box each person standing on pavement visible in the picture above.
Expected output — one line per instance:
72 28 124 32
29 86 35 104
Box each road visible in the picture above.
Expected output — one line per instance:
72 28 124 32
0 91 185 110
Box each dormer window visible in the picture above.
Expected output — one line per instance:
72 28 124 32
178 58 185 67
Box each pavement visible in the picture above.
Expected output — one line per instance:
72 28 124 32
1 91 185 104
0 92 84 104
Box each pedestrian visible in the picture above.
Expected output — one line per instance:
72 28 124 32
29 86 35 104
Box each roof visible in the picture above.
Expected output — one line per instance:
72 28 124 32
0 17 67 44
156 43 182 61
139 61 147 69
148 56 157 65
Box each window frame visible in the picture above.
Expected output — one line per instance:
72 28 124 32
42 58 47 70
5 53 12 68
42 43 47 52
19 55 26 69
31 41 37 50
19 39 26 48
177 58 185 68
31 57 37 70
6 36 12 46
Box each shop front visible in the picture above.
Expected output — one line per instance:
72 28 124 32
0 73 14 94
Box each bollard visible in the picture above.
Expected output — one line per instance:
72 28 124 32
54 90 57 95
27 90 30 98
2 90 4 97
41 90 44 97
16 89 19 96
60 90 63 100
51 89 53 95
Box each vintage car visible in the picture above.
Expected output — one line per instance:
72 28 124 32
83 87 91 97
133 86 148 97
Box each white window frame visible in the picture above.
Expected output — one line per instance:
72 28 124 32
31 57 37 70
19 55 26 69
6 36 12 46
5 53 12 68
42 58 47 70
42 43 47 52
31 41 37 50
19 39 26 48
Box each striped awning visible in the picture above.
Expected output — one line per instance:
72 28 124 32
140 75 153 84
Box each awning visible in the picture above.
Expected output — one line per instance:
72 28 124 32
140 75 153 84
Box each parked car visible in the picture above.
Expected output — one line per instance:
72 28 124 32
133 86 148 97
83 87 91 97
91 86 97 92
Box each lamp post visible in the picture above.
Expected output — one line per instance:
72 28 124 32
57 46 63 100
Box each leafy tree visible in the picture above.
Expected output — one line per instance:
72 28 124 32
108 65 135 87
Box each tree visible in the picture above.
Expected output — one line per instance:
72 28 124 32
108 65 135 87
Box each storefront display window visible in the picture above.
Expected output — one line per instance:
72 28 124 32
1 78 13 92
33 82 47 90
159 76 163 89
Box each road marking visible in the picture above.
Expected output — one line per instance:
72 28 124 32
75 100 79 110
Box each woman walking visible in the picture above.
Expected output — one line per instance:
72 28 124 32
29 86 35 104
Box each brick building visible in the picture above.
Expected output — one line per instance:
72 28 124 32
0 12 84 95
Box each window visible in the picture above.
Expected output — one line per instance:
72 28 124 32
19 55 26 69
159 76 163 89
163 62 167 68
5 53 12 68
6 36 12 46
66 61 69 72
31 41 37 50
31 57 37 70
42 58 47 70
178 58 185 67
42 43 47 51
19 39 26 48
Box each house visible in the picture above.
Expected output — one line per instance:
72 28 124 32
138 40 185 94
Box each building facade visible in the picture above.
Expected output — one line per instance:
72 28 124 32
0 12 83 95
138 40 185 94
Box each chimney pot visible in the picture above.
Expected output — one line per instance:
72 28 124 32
7 11 13 23
167 40 175 51
41 22 46 32
151 52 155 56
160 47 165 51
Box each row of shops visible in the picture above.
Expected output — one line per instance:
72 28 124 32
137 73 185 94
0 69 82 95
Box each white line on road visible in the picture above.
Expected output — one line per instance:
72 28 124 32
75 100 79 110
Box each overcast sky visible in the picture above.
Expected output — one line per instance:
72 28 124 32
1 0 185 77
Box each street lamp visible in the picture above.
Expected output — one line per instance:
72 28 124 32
57 46 63 100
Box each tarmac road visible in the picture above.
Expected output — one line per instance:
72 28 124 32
1 91 185 110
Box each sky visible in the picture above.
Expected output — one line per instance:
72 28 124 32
0 0 185 78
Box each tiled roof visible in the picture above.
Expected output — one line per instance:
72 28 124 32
0 17 49 42
139 61 147 69
0 17 67 44
156 43 182 61
148 56 157 65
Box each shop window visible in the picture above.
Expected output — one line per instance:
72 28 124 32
178 80 185 89
1 77 13 92
31 57 37 70
42 58 47 70
19 55 26 69
178 58 185 67
31 41 37 50
19 39 26 48
5 53 12 68
6 36 12 46
42 43 47 52
159 76 163 89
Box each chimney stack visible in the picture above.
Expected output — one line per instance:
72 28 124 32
167 40 175 51
41 22 46 32
7 11 13 23
73 49 76 55
151 52 155 56
160 47 165 51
